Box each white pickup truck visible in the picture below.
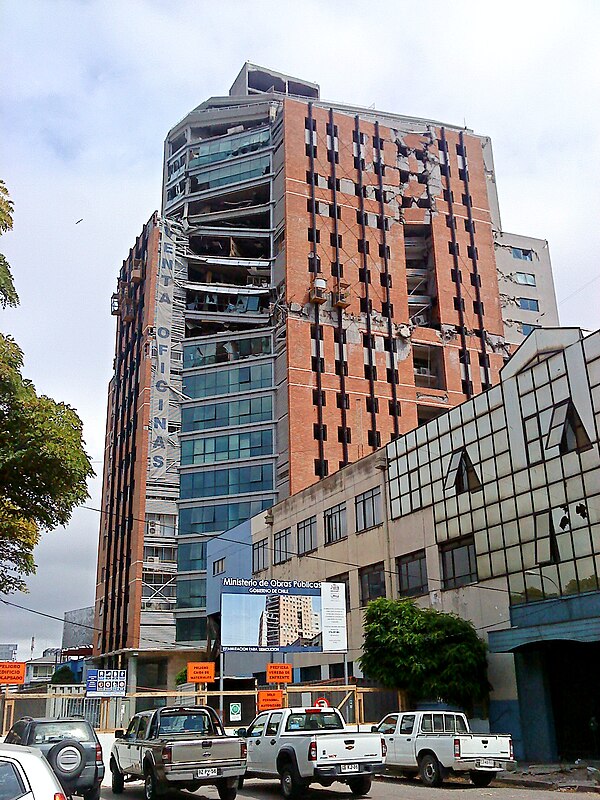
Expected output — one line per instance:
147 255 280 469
374 710 514 787
239 706 386 798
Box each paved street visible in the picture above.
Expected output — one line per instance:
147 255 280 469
99 775 596 800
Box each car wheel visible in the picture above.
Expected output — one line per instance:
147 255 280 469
348 776 372 796
84 783 102 800
111 760 125 794
279 766 304 799
216 780 237 800
419 753 443 788
470 770 495 788
47 739 86 784
144 767 160 800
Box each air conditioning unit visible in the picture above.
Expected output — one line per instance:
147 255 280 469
414 366 432 376
147 556 159 563
332 284 351 308
147 521 159 536
412 314 429 327
309 278 328 304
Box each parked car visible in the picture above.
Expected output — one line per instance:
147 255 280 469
238 706 386 798
4 716 104 800
373 710 514 787
0 743 68 800
110 705 246 800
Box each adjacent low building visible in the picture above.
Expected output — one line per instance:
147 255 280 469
207 327 600 762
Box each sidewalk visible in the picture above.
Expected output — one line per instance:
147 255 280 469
495 763 600 793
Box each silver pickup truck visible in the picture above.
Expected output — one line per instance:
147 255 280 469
239 706 386 798
374 710 514 787
110 705 246 800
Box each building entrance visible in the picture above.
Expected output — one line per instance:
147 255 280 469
546 641 600 760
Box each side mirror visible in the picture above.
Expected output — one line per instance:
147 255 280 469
371 725 379 733
115 729 125 739
236 728 247 738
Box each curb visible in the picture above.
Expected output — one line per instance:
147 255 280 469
376 772 600 793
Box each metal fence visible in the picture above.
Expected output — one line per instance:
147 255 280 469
1 684 406 735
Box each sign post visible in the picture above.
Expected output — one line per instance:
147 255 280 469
0 663 26 685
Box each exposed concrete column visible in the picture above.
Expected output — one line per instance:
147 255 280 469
127 652 138 695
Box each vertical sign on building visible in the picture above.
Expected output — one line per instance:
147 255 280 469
149 220 176 480
321 582 347 652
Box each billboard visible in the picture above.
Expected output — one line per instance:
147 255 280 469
220 578 347 653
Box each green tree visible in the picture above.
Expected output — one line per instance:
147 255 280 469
0 180 18 308
0 181 94 594
358 598 490 711
51 665 76 685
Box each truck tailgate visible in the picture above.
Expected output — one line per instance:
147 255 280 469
170 737 242 766
458 735 512 760
315 733 383 767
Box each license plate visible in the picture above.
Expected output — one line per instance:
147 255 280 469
340 764 360 773
477 759 495 768
196 768 218 778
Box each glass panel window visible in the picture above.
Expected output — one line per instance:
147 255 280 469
522 323 540 336
399 714 415 734
176 616 207 642
183 363 272 400
297 516 317 555
180 464 274 499
253 538 268 572
176 578 207 609
177 541 206 571
181 429 273 466
274 528 292 565
183 336 271 369
355 486 382 531
515 271 536 285
397 550 428 596
441 536 477 589
324 503 347 544
188 127 271 168
189 153 270 193
359 562 386 605
181 395 273 433
179 500 272 535
518 297 539 311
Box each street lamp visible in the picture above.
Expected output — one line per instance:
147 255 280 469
524 570 561 595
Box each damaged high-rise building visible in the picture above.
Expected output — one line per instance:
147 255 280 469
93 64 558 681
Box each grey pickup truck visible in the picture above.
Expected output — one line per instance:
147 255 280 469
110 705 246 800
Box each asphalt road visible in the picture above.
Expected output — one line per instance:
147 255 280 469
99 776 590 800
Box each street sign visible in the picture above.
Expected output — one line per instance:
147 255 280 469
230 702 242 722
266 663 292 684
86 669 126 697
0 662 26 685
187 662 215 683
314 697 329 708
257 690 283 711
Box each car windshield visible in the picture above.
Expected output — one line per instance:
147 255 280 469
158 712 215 735
285 712 344 731
32 721 94 744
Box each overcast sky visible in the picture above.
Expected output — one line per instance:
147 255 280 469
1 0 599 659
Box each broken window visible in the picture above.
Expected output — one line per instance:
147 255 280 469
512 247 533 261
444 449 482 494
546 400 593 455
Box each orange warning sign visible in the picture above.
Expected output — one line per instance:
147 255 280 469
0 662 26 685
257 690 284 711
266 663 292 684
187 662 215 683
